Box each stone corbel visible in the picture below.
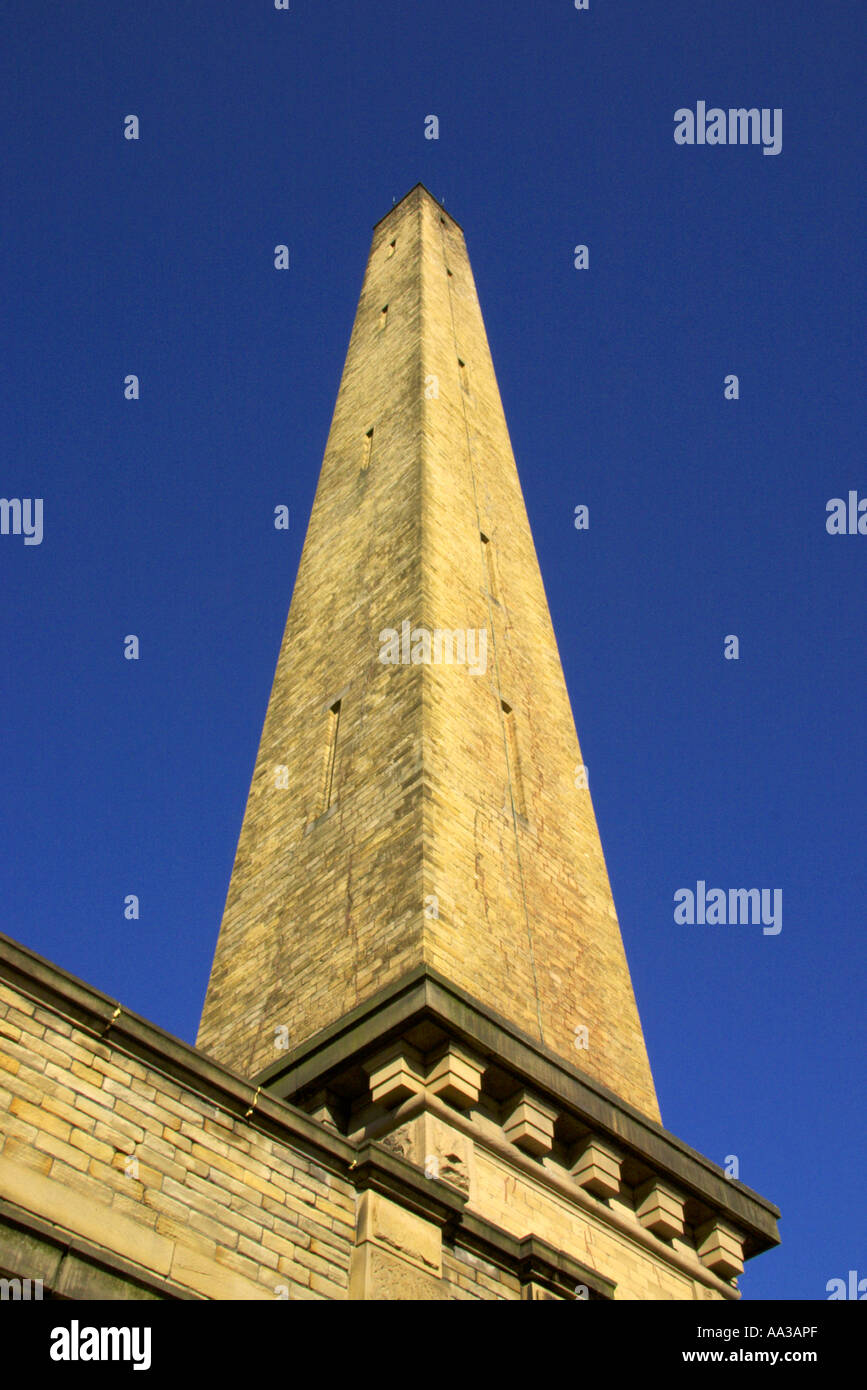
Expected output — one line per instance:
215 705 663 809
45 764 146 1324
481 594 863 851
503 1091 559 1156
635 1178 686 1239
363 1041 424 1108
426 1042 485 1109
570 1136 623 1199
695 1218 745 1280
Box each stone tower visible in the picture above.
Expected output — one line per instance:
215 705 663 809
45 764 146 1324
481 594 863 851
195 184 779 1298
198 184 658 1118
0 186 778 1303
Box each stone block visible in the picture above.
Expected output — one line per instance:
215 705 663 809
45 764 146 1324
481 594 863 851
502 1092 558 1157
426 1043 484 1109
570 1137 622 1199
363 1042 424 1108
355 1190 441 1276
0 1150 173 1277
635 1179 685 1240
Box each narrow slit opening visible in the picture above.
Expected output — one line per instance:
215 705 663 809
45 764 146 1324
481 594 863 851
481 533 498 602
322 700 341 813
361 428 373 471
501 700 526 818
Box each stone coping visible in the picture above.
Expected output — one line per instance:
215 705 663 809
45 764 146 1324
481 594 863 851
0 1196 201 1301
0 931 356 1176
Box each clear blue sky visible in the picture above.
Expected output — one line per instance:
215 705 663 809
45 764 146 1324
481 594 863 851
1 2 864 1301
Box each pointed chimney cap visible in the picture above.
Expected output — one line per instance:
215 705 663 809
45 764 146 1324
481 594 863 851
373 183 463 233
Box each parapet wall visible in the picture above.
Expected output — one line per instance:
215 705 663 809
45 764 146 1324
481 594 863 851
0 939 355 1300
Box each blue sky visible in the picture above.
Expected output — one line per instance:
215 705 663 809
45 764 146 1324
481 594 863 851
1 2 864 1300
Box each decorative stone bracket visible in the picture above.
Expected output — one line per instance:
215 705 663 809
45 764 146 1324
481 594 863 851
571 1137 623 1199
695 1219 745 1280
503 1091 559 1156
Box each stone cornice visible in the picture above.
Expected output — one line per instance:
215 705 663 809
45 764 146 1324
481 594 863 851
253 964 780 1258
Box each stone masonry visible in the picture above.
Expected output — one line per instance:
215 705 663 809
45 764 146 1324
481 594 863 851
0 936 778 1300
0 187 779 1300
197 184 660 1121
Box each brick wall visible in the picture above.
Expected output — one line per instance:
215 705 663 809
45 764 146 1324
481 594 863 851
442 1245 521 1300
0 977 354 1300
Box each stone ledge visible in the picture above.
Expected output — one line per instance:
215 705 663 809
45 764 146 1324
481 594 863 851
350 1140 467 1230
0 1196 201 1301
514 1234 614 1301
254 964 780 1258
458 1222 615 1301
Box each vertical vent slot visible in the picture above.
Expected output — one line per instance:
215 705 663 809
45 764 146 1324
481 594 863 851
361 428 373 471
501 700 526 818
322 700 341 813
481 533 498 602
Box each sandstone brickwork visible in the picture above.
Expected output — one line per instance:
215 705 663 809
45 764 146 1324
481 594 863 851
0 188 779 1303
0 938 778 1300
0 966 354 1300
197 184 660 1122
